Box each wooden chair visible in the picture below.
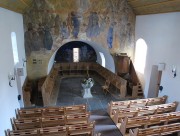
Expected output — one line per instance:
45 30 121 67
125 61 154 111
102 79 111 95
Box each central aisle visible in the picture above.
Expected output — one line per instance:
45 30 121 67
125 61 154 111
56 76 121 111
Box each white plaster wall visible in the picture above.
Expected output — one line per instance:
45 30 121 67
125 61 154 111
135 12 180 110
0 8 26 135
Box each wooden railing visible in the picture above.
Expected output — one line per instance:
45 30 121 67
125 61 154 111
41 67 59 106
24 62 128 106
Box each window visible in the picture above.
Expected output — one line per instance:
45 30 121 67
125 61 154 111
73 48 79 62
134 38 147 74
11 32 19 64
99 52 105 67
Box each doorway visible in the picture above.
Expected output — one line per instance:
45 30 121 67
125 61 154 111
147 65 162 98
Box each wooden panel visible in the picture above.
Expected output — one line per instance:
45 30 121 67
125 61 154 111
128 0 170 8
0 0 32 13
127 0 180 15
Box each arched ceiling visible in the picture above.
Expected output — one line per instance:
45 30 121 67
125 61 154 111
0 0 180 15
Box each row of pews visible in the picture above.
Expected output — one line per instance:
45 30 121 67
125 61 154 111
5 104 95 136
107 95 180 136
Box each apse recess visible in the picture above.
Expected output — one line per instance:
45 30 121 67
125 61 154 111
55 41 97 62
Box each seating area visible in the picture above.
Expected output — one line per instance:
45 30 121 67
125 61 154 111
108 96 180 136
129 123 180 136
121 111 180 135
57 62 127 97
6 104 95 136
18 63 180 136
39 62 128 106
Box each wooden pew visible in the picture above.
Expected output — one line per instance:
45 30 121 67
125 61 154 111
41 115 66 128
12 112 91 130
64 104 87 114
129 123 180 136
5 129 38 136
15 108 42 118
67 122 95 136
11 117 41 130
39 126 67 136
5 126 67 136
120 111 180 135
107 95 167 116
66 112 90 125
42 107 65 116
16 104 87 119
113 102 178 125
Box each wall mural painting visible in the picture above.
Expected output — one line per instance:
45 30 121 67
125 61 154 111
86 12 100 38
71 11 81 38
107 22 116 49
23 0 135 79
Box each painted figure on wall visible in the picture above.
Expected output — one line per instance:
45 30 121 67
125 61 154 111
32 30 40 51
38 23 45 50
71 11 80 38
107 22 116 49
61 22 69 39
81 46 88 61
86 12 100 38
24 23 33 56
54 15 61 36
44 26 53 50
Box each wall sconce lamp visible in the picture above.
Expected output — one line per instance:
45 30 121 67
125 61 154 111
22 58 27 67
8 72 15 87
172 65 177 78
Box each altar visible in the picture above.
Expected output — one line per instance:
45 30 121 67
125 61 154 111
81 78 94 98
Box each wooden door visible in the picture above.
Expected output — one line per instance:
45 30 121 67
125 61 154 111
147 65 162 98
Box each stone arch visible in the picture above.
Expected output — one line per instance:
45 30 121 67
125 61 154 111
47 40 115 74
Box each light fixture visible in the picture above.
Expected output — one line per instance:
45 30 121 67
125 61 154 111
8 72 15 87
172 65 177 78
22 58 27 67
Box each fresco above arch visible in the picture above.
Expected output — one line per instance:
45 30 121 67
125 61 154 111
23 0 135 79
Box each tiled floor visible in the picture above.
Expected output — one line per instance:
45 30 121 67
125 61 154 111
55 75 122 136
56 76 122 111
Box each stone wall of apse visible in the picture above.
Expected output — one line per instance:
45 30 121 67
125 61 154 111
23 0 135 79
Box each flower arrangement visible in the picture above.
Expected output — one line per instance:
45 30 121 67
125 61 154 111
81 77 94 88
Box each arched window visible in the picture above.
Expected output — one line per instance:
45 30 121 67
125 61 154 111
11 32 19 64
73 48 79 62
134 38 147 74
99 52 105 67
